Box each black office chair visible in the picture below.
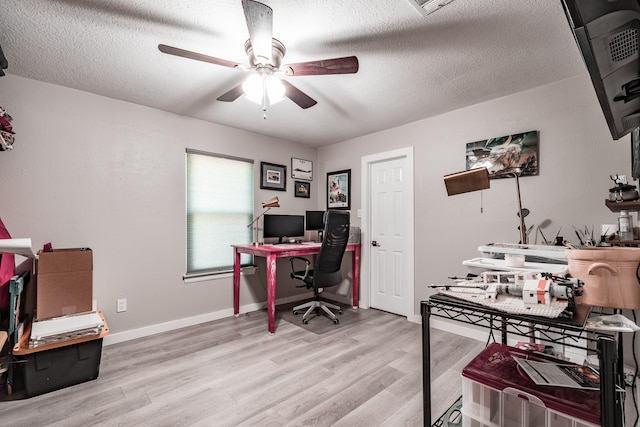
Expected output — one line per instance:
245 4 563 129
289 210 350 325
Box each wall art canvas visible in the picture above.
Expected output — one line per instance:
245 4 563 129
466 130 539 179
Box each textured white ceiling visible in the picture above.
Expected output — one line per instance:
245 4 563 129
0 0 586 147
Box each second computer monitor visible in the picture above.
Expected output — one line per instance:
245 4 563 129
305 210 326 231
305 210 326 243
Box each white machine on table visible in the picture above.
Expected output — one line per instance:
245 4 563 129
463 243 569 275
432 243 578 318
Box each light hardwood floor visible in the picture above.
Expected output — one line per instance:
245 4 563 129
0 304 484 427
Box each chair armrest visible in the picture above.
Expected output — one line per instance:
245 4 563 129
289 256 311 281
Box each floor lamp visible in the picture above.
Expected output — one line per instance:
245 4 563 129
444 167 528 244
247 196 280 246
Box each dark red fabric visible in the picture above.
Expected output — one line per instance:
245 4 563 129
0 217 15 309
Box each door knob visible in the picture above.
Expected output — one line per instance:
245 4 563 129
371 241 380 247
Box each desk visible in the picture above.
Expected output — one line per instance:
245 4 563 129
232 242 361 334
421 295 621 427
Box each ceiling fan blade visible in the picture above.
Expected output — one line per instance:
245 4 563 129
242 0 273 64
284 56 359 76
217 84 245 102
158 44 240 69
281 80 317 109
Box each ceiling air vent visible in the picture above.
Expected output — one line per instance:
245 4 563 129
408 0 455 16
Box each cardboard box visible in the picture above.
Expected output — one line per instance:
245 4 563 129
35 248 92 320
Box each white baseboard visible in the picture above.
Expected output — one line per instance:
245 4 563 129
103 293 313 346
104 297 489 347
408 313 487 341
425 317 586 358
428 317 489 343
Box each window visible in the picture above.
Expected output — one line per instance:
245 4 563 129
186 149 254 276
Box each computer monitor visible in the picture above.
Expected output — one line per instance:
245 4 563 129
263 214 305 244
305 210 326 231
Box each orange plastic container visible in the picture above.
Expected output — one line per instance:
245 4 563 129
566 247 640 310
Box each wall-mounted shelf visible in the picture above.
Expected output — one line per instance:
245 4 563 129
605 235 640 246
605 199 640 212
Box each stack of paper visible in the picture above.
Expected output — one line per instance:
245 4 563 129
29 311 103 348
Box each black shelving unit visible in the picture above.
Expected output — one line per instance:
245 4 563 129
421 294 622 427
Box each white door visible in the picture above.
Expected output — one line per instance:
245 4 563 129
368 155 411 315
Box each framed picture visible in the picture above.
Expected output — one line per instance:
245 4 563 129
291 158 313 180
294 181 311 198
327 169 351 210
260 162 287 191
465 130 539 179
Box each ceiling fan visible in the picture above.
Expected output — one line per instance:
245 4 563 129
158 0 359 111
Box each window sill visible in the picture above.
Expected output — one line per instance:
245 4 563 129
183 266 257 284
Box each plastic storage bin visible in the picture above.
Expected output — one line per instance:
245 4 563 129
461 343 600 426
461 411 597 427
11 311 109 397
19 337 103 397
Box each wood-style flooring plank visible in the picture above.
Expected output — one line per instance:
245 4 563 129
0 306 483 427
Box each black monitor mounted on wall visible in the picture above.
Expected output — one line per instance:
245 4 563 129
562 0 640 140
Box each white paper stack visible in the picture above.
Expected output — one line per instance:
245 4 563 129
29 311 103 348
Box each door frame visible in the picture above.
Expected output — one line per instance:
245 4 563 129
360 147 414 319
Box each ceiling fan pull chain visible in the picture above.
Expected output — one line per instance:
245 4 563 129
262 75 268 119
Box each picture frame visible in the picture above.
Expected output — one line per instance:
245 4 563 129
327 169 351 210
260 162 287 191
291 157 313 181
465 130 539 179
294 181 311 198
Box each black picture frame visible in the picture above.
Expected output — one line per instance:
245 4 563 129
260 162 287 191
294 181 311 198
327 169 351 210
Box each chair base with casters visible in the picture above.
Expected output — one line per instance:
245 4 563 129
292 289 343 324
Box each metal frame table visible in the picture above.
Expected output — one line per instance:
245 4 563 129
421 294 622 427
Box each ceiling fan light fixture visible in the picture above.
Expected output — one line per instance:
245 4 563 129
242 74 285 106
265 75 285 104
158 1 357 112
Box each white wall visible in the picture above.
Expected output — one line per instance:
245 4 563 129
317 74 631 319
0 75 319 342
1 72 635 348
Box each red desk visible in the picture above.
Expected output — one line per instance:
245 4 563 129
232 242 361 334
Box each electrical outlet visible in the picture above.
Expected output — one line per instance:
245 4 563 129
117 298 127 313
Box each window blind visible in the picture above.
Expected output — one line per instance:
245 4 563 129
186 149 254 275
